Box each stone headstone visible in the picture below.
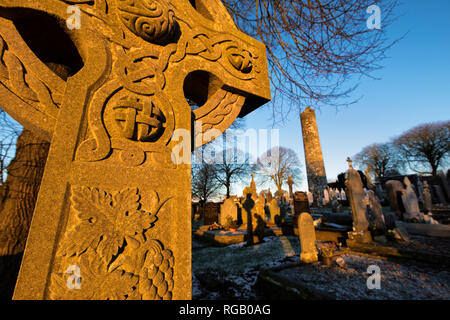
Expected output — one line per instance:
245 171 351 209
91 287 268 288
335 188 341 200
340 189 347 201
267 189 273 203
383 212 397 230
287 175 294 199
433 185 447 205
203 202 220 225
422 181 433 213
293 191 310 225
366 190 386 234
385 180 405 218
323 188 330 206
268 199 281 225
307 191 314 206
219 197 238 226
250 173 257 197
298 212 318 263
365 168 375 190
345 158 371 243
401 177 422 222
375 184 385 202
253 195 266 242
255 194 266 220
438 170 450 203
3 0 270 300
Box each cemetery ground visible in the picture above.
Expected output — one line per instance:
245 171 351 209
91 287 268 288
191 213 450 300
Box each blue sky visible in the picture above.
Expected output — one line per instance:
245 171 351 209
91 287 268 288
241 0 450 193
1 1 448 198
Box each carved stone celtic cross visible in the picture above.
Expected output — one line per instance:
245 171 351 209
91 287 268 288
0 0 269 299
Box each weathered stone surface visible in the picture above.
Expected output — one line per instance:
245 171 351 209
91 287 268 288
366 190 385 234
300 107 327 195
385 180 405 218
0 0 270 300
422 181 433 213
438 170 450 203
433 185 447 205
267 189 273 203
307 191 314 206
323 188 330 206
287 175 294 199
219 197 238 226
298 212 318 263
268 199 280 225
204 202 220 225
401 177 422 222
345 159 370 234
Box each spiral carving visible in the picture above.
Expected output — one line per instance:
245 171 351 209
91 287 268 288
117 0 180 44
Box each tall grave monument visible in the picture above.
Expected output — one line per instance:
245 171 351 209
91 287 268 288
300 107 328 199
0 0 270 299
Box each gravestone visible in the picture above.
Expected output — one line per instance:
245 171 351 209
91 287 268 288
0 0 270 299
433 185 447 205
293 191 310 226
422 181 433 213
307 191 314 206
375 184 385 203
268 198 281 225
345 158 372 243
401 177 422 222
203 202 220 225
253 194 266 242
298 212 318 263
438 170 450 203
366 190 386 234
335 188 341 200
365 168 375 190
255 194 266 220
219 197 238 226
287 175 294 199
267 189 273 203
250 173 257 197
323 188 330 206
385 180 405 219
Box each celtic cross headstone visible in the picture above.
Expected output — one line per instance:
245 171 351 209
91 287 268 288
0 0 269 299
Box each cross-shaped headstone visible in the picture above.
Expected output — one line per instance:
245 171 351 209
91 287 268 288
0 0 270 300
346 157 353 169
287 175 294 199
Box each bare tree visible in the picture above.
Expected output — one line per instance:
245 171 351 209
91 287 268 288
192 162 221 205
353 142 404 178
222 0 402 121
213 148 255 198
256 146 302 194
392 121 450 176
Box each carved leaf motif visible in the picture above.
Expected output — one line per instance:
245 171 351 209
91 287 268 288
49 253 138 300
58 186 157 265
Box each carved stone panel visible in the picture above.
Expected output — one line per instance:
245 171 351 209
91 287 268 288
0 0 270 300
